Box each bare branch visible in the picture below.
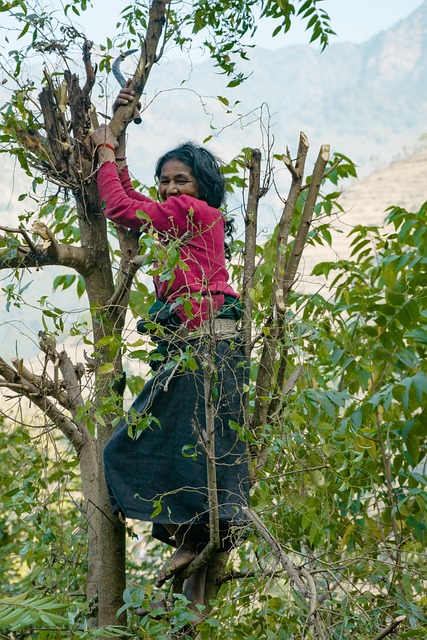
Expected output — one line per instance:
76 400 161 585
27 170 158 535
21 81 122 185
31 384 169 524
0 224 91 273
373 616 406 640
10 358 69 407
109 0 170 138
0 357 85 452
277 144 330 312
243 507 309 596
39 331 86 416
242 148 261 361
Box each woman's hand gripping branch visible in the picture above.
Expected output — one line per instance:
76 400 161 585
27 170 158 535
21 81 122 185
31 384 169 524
91 82 141 165
91 123 118 164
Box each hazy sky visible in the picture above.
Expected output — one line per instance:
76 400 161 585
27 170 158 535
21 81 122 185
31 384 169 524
82 0 424 50
263 0 424 46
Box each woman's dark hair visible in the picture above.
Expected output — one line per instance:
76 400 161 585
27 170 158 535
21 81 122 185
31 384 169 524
155 141 226 209
155 141 234 258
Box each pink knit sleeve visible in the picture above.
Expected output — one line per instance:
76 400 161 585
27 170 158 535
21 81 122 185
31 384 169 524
96 162 207 235
119 166 150 203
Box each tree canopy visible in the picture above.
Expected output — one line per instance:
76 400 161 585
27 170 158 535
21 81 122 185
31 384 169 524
0 2 426 639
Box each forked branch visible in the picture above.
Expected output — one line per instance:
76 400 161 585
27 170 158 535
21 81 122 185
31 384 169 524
0 356 85 452
252 138 330 437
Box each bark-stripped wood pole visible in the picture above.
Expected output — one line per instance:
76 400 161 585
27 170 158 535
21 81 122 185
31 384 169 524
242 148 261 360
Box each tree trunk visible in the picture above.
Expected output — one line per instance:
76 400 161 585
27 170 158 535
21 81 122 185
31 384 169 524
78 437 99 610
96 435 127 627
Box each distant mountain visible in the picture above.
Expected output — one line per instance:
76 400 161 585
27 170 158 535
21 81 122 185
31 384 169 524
3 3 426 215
2 4 427 360
136 1 427 177
302 144 427 295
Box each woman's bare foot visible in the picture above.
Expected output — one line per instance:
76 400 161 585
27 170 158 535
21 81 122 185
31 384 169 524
183 564 207 618
155 547 197 587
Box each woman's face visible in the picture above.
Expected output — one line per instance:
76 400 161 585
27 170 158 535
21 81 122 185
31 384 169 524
158 159 200 201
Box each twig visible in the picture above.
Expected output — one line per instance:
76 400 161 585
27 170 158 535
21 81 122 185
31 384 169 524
300 157 342 192
0 225 37 255
242 507 309 597
242 148 261 361
372 616 405 640
262 464 330 479
220 568 284 583
300 566 327 640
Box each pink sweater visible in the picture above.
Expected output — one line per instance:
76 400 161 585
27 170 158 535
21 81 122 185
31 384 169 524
97 162 238 327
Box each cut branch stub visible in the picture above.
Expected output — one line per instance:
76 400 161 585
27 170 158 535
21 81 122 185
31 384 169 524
251 133 309 436
277 143 330 312
39 81 70 175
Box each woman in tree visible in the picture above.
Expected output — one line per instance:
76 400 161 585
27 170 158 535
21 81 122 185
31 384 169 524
91 88 249 616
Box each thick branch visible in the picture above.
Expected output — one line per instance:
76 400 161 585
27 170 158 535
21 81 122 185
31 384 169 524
0 357 85 452
39 73 71 175
109 0 169 138
82 39 97 98
252 134 309 435
277 144 330 312
0 225 92 273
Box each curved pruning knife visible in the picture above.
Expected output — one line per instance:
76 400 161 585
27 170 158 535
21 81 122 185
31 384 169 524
112 49 142 125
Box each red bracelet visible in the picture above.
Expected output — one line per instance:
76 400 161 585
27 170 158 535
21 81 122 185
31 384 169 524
115 156 127 162
97 143 116 153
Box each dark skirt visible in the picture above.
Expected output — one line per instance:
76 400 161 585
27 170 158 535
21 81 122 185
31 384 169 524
103 336 250 550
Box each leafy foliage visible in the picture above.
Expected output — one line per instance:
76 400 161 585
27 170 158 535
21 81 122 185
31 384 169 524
1 1 335 89
0 1 425 639
0 592 69 631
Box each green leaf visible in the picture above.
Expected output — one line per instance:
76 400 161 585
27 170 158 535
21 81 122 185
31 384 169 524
0 593 68 630
98 363 115 375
